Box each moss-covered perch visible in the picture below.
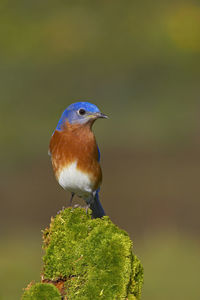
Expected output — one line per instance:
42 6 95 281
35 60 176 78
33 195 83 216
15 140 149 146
22 208 143 300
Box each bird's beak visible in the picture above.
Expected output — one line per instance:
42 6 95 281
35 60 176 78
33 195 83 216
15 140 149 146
93 112 109 119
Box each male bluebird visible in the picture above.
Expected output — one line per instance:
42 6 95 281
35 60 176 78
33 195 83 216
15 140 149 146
49 102 108 218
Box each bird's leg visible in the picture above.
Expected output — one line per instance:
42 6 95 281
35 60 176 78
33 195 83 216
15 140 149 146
85 203 90 215
84 192 95 214
69 192 75 206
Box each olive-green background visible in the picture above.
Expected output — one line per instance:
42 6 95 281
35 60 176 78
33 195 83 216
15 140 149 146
1 1 200 299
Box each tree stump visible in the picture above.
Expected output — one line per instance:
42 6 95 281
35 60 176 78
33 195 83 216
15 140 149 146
22 207 143 300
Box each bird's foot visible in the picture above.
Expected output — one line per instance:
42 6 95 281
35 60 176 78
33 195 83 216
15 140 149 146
57 203 90 215
71 203 90 215
83 204 90 215
56 206 65 215
73 204 81 208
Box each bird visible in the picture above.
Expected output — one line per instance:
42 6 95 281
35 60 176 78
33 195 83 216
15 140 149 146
49 102 108 218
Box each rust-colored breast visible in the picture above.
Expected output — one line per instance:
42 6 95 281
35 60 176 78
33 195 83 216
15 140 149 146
49 122 102 190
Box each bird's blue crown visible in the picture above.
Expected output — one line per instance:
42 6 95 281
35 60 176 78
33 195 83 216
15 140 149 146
56 102 101 131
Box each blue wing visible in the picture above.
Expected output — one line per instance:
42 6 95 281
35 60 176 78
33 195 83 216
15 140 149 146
97 145 101 162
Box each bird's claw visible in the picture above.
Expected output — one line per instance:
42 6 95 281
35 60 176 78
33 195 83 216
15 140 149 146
84 204 90 214
56 206 65 215
73 204 80 208
71 203 90 214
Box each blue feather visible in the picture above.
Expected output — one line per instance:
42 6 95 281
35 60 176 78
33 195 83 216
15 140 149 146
56 102 101 130
97 146 101 162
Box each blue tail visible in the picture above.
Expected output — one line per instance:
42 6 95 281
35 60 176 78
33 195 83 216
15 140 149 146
90 190 105 218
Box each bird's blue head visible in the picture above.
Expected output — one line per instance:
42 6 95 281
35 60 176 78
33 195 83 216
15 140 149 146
56 102 108 131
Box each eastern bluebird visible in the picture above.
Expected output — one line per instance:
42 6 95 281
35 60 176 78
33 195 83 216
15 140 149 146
49 102 108 218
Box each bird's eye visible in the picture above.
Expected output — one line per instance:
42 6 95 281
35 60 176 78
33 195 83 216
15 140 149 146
78 108 86 116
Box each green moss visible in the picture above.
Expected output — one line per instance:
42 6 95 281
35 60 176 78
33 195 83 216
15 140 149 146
42 207 143 299
128 255 144 299
21 207 143 299
22 282 61 300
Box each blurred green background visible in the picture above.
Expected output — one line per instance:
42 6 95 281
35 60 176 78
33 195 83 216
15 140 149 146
1 1 200 299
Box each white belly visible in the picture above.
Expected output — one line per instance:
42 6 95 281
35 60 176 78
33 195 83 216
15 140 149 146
58 161 94 197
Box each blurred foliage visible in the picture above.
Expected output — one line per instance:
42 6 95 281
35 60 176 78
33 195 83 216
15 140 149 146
0 0 200 165
0 1 200 299
139 232 200 300
0 234 41 300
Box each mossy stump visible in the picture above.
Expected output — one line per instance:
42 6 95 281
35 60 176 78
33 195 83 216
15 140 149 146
22 207 143 300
